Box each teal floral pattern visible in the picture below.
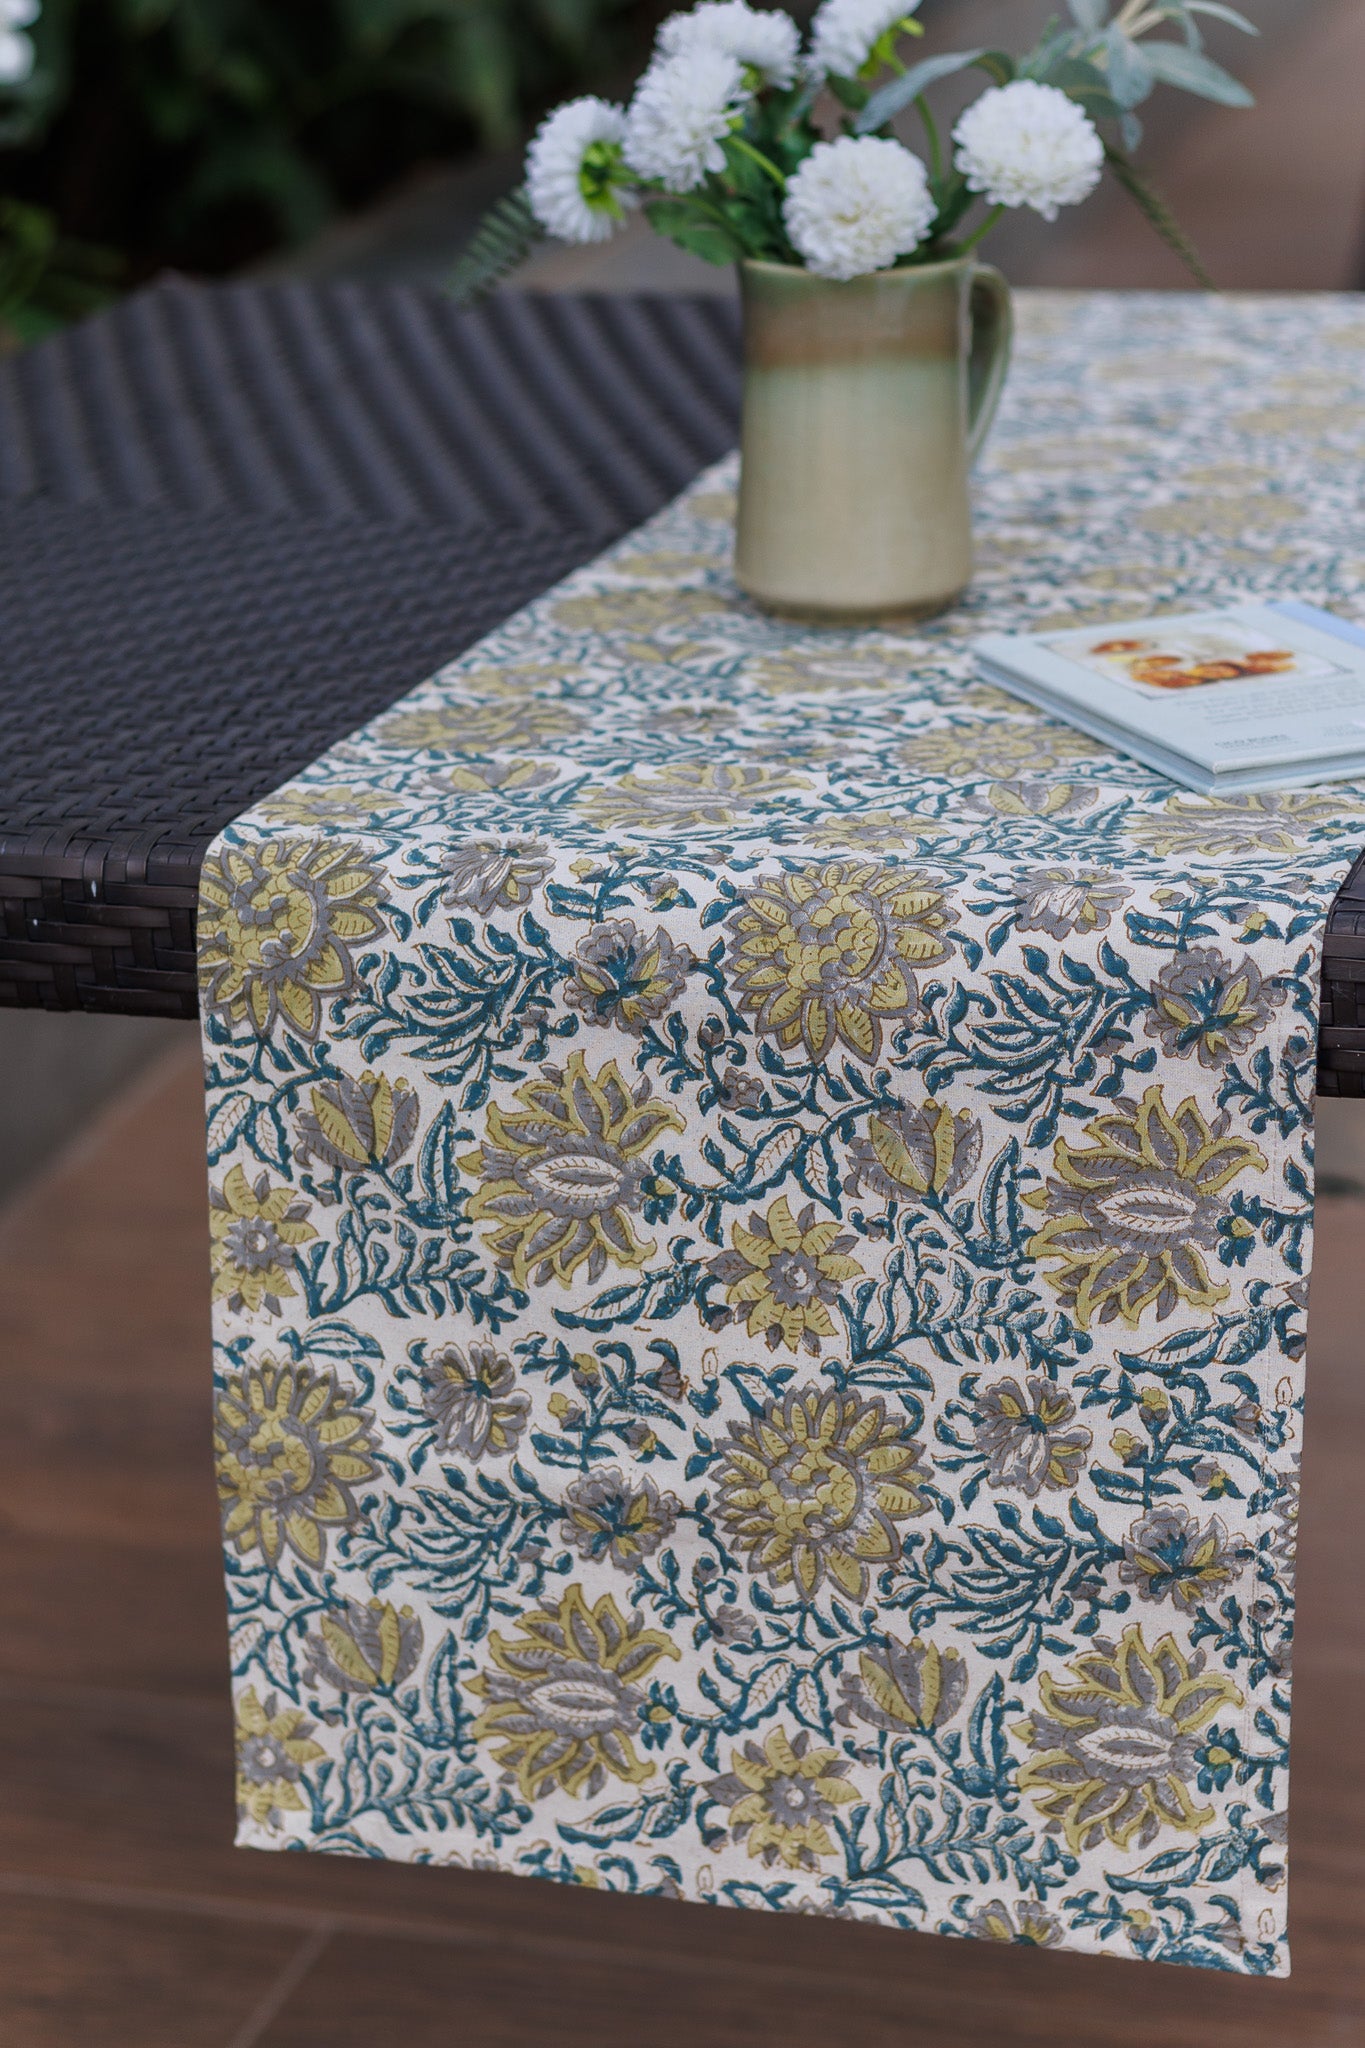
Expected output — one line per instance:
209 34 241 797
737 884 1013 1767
200 292 1365 1976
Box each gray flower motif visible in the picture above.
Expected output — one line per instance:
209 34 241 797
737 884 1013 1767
837 1635 968 1732
708 1603 760 1648
303 1597 424 1694
844 1100 981 1205
973 1377 1092 1496
1144 945 1287 1067
441 836 553 915
719 1066 765 1111
421 1341 530 1460
1266 1451 1300 1582
559 1467 682 1571
1120 1503 1247 1611
564 919 693 1033
1016 866 1131 938
964 1900 1064 1947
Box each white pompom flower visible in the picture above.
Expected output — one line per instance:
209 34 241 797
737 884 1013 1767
953 80 1103 222
525 98 632 244
657 2 801 90
0 0 39 86
624 48 752 194
783 135 935 281
807 0 920 82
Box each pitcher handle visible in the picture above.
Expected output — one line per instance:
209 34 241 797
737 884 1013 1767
966 264 1013 466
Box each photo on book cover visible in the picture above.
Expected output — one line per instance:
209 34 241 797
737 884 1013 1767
1040 619 1348 697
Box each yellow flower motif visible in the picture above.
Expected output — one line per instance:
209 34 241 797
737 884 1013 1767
899 720 1095 780
255 786 404 828
807 810 942 852
1025 1086 1266 1330
234 1686 325 1830
1016 1626 1242 1853
715 1383 929 1599
709 1195 866 1355
843 1099 981 1206
209 1165 318 1316
553 587 732 635
725 862 954 1065
840 1635 968 1732
687 488 737 523
971 780 1097 821
469 1584 679 1800
707 1728 859 1871
293 1071 418 1173
744 650 906 696
460 1052 684 1289
965 1900 1063 1946
303 1598 423 1695
198 839 387 1040
215 1354 379 1566
1131 791 1357 860
613 550 718 579
576 760 813 837
445 758 559 796
376 676 583 754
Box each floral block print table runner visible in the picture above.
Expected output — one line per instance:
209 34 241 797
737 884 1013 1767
200 291 1365 1976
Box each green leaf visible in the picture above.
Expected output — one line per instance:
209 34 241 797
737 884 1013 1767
865 49 1014 134
1019 25 1085 81
1138 39 1254 105
857 50 1010 134
1104 26 1155 110
824 72 870 111
445 187 545 306
1067 0 1107 29
1180 2 1258 31
1043 56 1124 121
644 198 745 267
927 170 974 240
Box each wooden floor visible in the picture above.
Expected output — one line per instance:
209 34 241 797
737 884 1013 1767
0 1044 1359 2045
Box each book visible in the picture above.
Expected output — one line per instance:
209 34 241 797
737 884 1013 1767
971 599 1365 794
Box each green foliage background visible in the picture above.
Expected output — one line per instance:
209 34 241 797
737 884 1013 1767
0 0 657 338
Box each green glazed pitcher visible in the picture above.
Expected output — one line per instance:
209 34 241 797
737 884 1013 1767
734 255 1013 625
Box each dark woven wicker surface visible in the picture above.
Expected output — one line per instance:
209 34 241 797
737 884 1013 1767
1 277 1361 1095
0 282 742 1016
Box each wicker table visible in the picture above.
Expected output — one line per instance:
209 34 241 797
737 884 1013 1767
2 278 1363 1092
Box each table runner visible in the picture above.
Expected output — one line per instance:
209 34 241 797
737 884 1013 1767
199 291 1365 1976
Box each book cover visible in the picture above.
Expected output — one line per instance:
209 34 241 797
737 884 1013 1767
972 600 1365 793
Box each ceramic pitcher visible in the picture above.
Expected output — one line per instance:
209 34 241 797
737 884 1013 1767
734 255 1013 624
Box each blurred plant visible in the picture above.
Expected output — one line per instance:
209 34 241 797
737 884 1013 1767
454 0 1260 300
0 0 656 341
0 194 119 344
1 1 118 344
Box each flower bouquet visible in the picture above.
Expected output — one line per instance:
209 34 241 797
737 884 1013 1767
455 0 1257 621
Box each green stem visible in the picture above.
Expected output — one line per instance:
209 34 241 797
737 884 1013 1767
954 202 1005 257
727 134 788 189
915 93 943 180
